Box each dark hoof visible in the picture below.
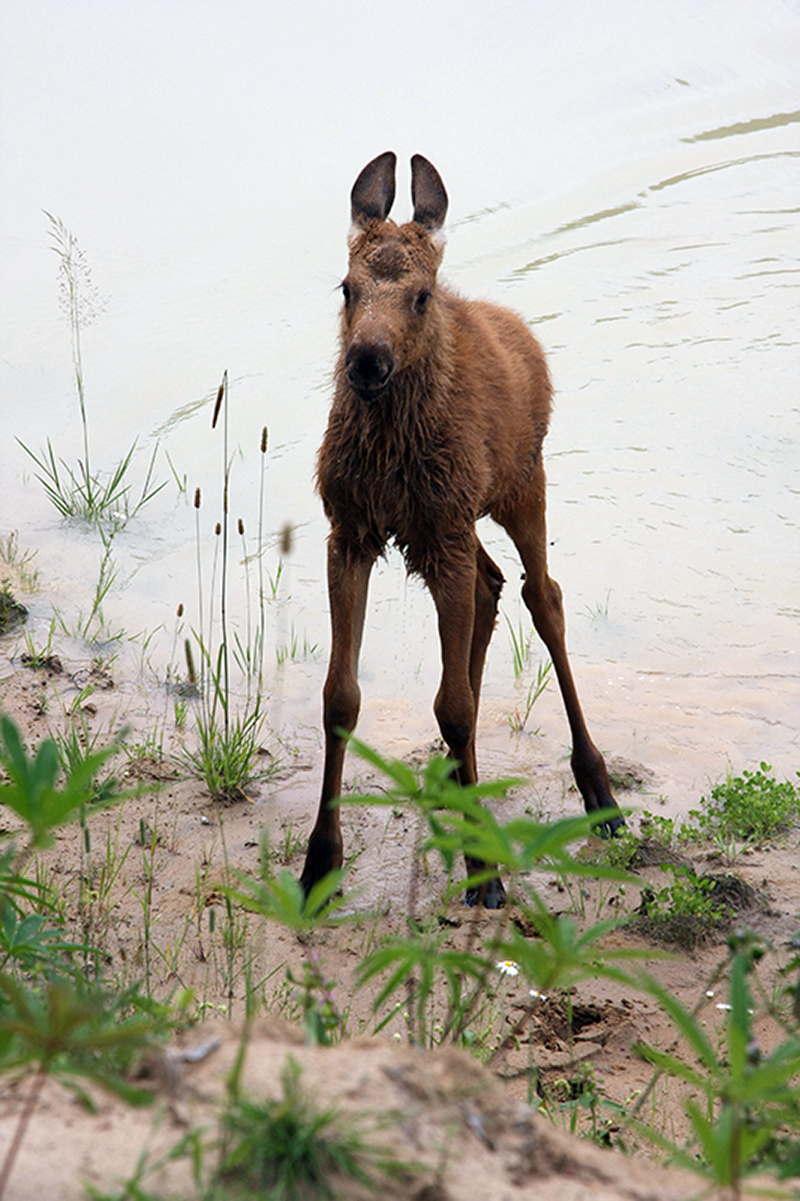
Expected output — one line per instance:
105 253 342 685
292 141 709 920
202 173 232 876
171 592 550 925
465 876 506 909
599 814 627 840
299 831 342 900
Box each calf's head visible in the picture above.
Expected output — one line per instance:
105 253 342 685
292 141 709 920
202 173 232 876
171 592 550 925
341 152 449 400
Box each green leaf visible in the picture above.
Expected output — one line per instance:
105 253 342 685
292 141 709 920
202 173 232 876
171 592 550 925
634 971 720 1076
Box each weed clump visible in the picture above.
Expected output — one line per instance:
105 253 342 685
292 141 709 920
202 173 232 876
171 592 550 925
630 865 731 950
683 763 800 847
18 215 164 534
218 1055 400 1199
0 713 164 1196
179 372 278 803
0 584 27 636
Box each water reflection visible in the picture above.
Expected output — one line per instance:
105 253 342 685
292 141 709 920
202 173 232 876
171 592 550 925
0 0 797 811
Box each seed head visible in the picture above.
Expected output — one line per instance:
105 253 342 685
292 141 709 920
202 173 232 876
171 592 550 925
184 639 197 685
279 522 294 555
211 370 227 429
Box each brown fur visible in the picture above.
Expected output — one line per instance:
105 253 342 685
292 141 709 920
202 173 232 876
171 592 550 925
301 153 622 907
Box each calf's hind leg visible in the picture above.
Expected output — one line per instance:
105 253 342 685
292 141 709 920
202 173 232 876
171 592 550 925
497 470 624 833
429 541 507 908
464 543 507 907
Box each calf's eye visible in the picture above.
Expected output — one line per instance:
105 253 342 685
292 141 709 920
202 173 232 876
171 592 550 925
414 289 432 314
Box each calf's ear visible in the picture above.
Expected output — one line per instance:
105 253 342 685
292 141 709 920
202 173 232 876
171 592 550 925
411 155 448 233
350 151 397 231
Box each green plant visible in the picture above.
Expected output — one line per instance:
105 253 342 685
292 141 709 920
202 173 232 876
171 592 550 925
223 839 351 934
0 712 138 987
632 864 728 950
20 438 163 534
0 713 164 1199
284 951 348 1046
496 893 645 1003
358 917 490 1048
553 1062 626 1147
17 214 164 532
83 1130 204 1201
54 712 122 810
123 725 165 767
217 1053 400 1199
266 558 285 601
584 590 611 623
20 617 60 670
173 696 188 731
635 941 800 1198
208 892 253 1021
639 810 678 847
184 375 277 803
0 713 125 857
267 821 304 867
0 581 27 636
256 425 269 693
276 624 319 666
0 532 40 592
508 658 552 734
340 738 639 1052
182 699 269 803
0 977 159 1199
504 610 532 678
682 764 799 852
77 818 134 956
594 810 679 874
597 824 640 871
0 848 83 978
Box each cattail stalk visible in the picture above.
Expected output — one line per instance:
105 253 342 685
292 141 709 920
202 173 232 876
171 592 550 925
217 371 230 737
257 425 268 694
239 516 252 706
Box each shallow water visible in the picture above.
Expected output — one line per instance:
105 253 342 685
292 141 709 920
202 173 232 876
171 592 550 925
1 0 798 815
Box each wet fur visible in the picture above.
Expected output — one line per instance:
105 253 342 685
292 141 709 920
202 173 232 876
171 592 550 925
301 153 622 908
318 223 551 580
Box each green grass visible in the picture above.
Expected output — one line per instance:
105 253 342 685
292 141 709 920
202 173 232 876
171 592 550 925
183 372 278 804
507 658 552 734
0 533 40 593
504 611 532 678
18 436 164 531
217 1055 400 1199
18 214 165 534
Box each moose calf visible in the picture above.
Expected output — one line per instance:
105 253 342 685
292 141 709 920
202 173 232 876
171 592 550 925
300 152 623 907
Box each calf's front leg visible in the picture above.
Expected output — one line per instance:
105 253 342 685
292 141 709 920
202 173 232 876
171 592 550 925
300 533 375 896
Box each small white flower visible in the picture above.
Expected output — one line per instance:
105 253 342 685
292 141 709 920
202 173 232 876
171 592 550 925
716 1003 733 1011
496 960 520 977
529 989 548 1001
706 990 715 998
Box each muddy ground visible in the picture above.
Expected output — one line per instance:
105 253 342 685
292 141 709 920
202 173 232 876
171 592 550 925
1 562 799 1200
